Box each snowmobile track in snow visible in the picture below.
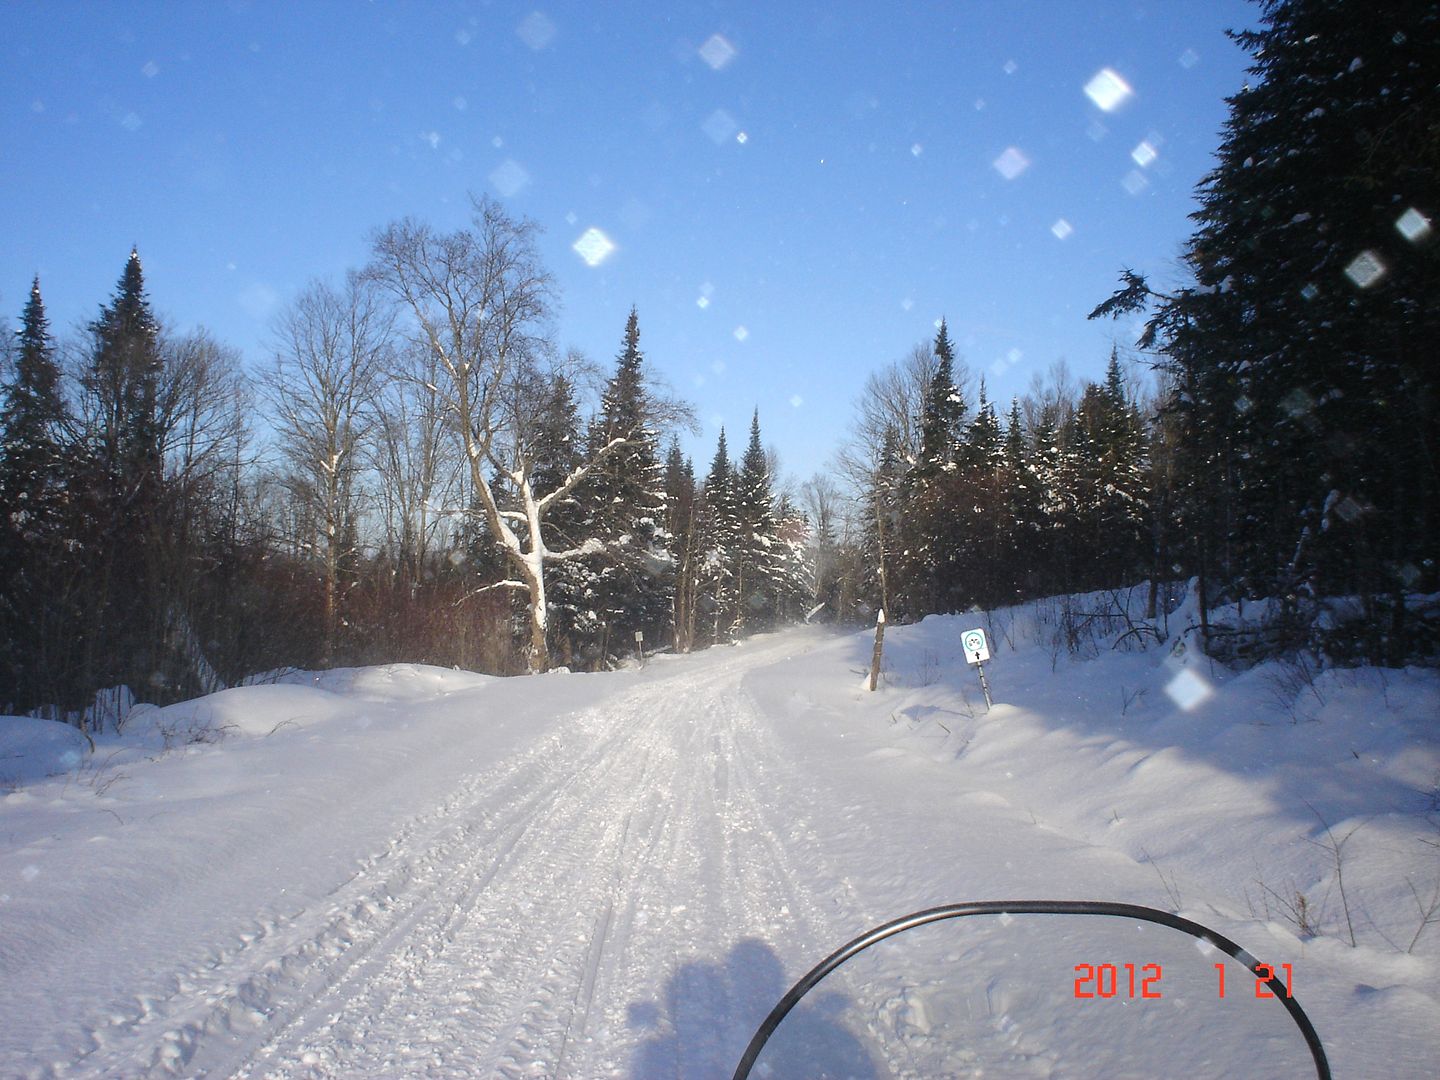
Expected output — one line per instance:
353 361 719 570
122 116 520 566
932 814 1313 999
48 634 850 1079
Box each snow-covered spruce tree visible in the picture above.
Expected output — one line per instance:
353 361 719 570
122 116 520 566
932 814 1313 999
1002 396 1041 601
898 321 970 615
71 250 171 706
913 319 966 479
368 198 646 672
527 371 595 666
0 279 73 709
1026 409 1080 596
579 309 672 660
732 409 781 634
694 428 742 645
957 379 1010 605
769 490 815 625
1065 354 1148 591
1095 0 1438 661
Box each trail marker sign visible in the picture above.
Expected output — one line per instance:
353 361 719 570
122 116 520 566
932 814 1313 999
962 627 993 709
962 628 990 664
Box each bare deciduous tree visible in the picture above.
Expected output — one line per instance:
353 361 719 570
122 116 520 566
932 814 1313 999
372 338 461 585
265 275 391 663
367 196 648 672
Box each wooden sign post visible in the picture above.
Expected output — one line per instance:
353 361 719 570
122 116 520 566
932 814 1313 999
868 610 886 692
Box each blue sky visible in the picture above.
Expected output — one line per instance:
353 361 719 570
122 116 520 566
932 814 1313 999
3 1 1258 482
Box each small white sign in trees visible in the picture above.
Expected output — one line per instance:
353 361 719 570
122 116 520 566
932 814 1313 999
634 629 645 665
961 627 993 708
962 628 990 664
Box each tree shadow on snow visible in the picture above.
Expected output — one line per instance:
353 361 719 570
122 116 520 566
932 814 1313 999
627 937 878 1079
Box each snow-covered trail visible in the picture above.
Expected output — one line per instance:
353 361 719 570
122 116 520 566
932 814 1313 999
7 618 1434 1077
214 633 847 1079
12 630 868 1078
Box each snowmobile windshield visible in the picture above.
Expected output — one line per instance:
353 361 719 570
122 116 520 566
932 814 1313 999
737 902 1329 1080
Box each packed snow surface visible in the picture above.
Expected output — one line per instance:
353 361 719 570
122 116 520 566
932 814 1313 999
2 602 1437 1077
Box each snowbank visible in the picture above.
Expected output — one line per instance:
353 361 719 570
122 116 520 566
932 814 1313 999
0 715 90 786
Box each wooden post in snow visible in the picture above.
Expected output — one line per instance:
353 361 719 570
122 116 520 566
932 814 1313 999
868 609 886 692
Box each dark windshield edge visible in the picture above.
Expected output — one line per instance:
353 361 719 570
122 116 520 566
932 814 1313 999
732 899 1332 1080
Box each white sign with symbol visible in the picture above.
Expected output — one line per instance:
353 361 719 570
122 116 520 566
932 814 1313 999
962 628 990 664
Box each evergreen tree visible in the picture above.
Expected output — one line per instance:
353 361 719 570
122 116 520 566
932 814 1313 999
951 379 1006 603
964 378 1003 470
733 409 780 632
0 279 68 539
914 319 966 476
770 492 814 624
75 250 171 703
663 438 700 651
1028 413 1079 593
582 308 672 657
1094 0 1438 661
0 279 73 708
899 321 970 613
528 372 593 665
87 250 164 501
1002 396 1041 599
695 428 741 643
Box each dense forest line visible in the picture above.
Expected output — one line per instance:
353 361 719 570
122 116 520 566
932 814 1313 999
1 0 1435 724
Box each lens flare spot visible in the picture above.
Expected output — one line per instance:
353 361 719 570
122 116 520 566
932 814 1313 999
421 130 441 150
1281 388 1314 417
1122 170 1149 195
703 108 738 145
911 143 924 157
696 296 710 310
992 147 1030 180
733 326 749 342
1396 208 1432 244
789 394 804 408
141 60 160 78
736 131 749 145
517 11 556 50
1344 250 1386 289
1300 283 1319 301
1085 68 1133 112
1051 218 1073 240
1003 59 1018 75
1131 140 1158 168
1179 49 1200 69
699 33 737 71
489 159 529 197
572 227 616 267
121 112 142 132
1164 669 1213 711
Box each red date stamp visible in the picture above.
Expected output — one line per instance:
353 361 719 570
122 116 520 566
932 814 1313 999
1073 962 1293 999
